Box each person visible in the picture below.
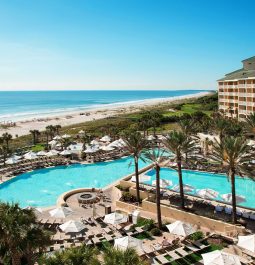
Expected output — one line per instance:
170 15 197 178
162 236 170 247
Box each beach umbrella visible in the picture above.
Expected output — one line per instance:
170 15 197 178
84 146 99 153
62 134 71 139
221 194 246 204
24 151 38 160
100 145 115 151
37 150 47 156
202 250 241 265
131 174 151 183
60 150 71 156
172 184 194 192
46 150 59 157
59 220 85 233
78 130 85 134
90 139 99 145
12 155 22 160
152 179 172 188
237 235 255 253
49 207 73 218
166 221 195 237
196 189 219 199
147 135 155 141
100 135 111 142
53 135 62 140
109 140 122 148
6 157 20 164
49 140 57 145
103 212 128 225
114 236 143 251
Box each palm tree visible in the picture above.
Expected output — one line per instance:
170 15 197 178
123 131 149 204
210 136 253 224
45 125 55 140
0 202 51 265
138 119 149 137
245 112 255 135
54 124 61 135
80 133 92 151
0 143 8 166
60 137 71 150
29 130 40 145
143 148 166 229
163 131 197 209
2 132 12 150
214 118 228 142
178 119 197 136
149 111 163 136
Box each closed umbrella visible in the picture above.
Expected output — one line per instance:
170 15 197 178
173 184 194 192
59 220 85 233
202 250 241 265
49 207 73 218
221 194 246 204
152 179 172 188
131 174 151 183
166 221 195 237
196 189 219 199
237 234 255 253
104 212 128 225
114 236 143 251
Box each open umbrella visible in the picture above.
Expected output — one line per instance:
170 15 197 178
172 184 194 192
100 135 111 142
104 212 128 225
221 194 246 204
60 150 71 156
114 236 143 251
53 135 62 140
131 174 151 183
46 150 59 157
37 150 47 156
100 145 115 151
196 189 219 199
24 151 38 160
237 234 255 253
202 250 241 265
49 207 73 218
59 220 85 233
166 221 195 237
90 139 99 145
152 179 172 188
6 157 20 164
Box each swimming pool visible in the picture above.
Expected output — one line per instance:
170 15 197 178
146 168 255 208
0 157 148 208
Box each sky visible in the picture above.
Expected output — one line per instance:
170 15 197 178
0 0 254 91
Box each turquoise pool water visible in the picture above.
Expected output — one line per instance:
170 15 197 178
146 168 255 208
0 157 148 208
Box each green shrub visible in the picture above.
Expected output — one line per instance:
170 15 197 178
115 185 129 192
136 218 155 231
188 231 204 241
150 227 162 236
121 192 136 202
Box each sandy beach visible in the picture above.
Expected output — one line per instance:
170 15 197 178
0 91 213 138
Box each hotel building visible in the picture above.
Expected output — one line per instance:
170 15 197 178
218 56 255 119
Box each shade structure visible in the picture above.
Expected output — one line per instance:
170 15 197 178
202 250 241 265
60 150 71 156
53 135 62 140
196 189 219 199
24 151 38 160
173 184 194 192
46 150 59 157
100 135 111 142
166 221 195 237
59 220 85 233
49 207 73 218
131 174 151 183
237 234 255 253
114 236 143 251
104 212 128 225
221 194 246 204
90 139 99 145
37 150 47 156
152 179 173 188
6 157 20 164
62 134 71 139
100 145 115 151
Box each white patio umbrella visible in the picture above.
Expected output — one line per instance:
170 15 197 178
6 157 20 164
90 139 99 145
53 135 62 140
46 150 59 157
104 212 128 225
152 179 173 188
60 150 71 156
172 184 194 192
221 194 246 204
49 140 57 145
59 220 85 233
84 146 99 153
37 150 47 156
78 130 85 134
202 250 241 265
100 145 115 151
24 151 38 160
114 236 143 251
147 135 155 141
131 174 151 183
12 155 22 160
109 140 122 148
166 221 195 237
62 134 71 139
237 234 255 253
49 207 73 218
196 189 219 199
100 135 111 142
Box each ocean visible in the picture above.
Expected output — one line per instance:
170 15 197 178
0 90 209 122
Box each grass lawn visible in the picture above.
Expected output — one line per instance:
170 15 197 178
31 144 45 152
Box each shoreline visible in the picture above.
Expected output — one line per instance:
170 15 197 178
0 91 213 137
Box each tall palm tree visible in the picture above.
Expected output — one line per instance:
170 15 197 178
80 133 92 151
244 112 255 135
138 119 149 137
210 136 253 224
54 124 61 135
45 125 55 140
149 111 163 136
0 144 8 166
60 137 71 150
143 148 166 229
123 132 149 204
29 130 40 145
2 132 12 150
214 118 228 142
0 202 51 265
163 131 197 209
